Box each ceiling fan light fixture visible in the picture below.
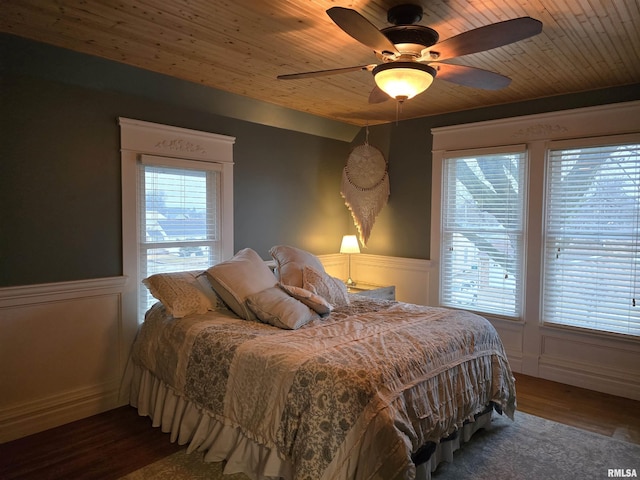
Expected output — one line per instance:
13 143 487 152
373 62 436 101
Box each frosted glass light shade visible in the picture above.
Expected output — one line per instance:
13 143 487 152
373 62 436 101
340 235 360 254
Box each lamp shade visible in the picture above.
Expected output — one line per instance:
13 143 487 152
373 62 436 101
340 235 360 254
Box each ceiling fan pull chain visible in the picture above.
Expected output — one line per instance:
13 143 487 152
395 101 402 125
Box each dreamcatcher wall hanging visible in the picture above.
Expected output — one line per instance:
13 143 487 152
340 129 389 247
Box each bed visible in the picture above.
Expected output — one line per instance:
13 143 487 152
128 246 516 480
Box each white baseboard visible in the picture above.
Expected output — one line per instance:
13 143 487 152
539 356 640 401
0 381 124 443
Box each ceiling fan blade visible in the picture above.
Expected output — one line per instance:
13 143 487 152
432 63 511 90
368 86 390 104
425 17 542 61
327 7 399 55
277 64 376 80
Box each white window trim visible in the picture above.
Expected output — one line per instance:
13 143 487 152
119 118 235 328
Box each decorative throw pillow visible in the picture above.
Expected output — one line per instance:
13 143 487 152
142 270 220 318
302 265 350 308
206 248 278 320
269 245 326 288
247 287 319 330
279 283 333 316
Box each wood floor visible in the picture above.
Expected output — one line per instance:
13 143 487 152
1 373 639 480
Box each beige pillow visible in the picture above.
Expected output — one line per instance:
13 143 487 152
279 283 332 316
206 248 277 320
142 270 219 318
269 245 326 288
247 286 319 330
303 265 350 307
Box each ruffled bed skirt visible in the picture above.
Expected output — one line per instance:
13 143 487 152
130 364 493 480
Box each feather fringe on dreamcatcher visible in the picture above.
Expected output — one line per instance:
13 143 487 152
340 140 389 246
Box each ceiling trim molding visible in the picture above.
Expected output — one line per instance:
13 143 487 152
431 100 640 151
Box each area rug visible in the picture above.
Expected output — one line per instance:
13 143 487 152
120 412 640 480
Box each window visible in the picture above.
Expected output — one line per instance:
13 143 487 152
138 156 223 315
120 118 235 324
432 104 639 390
542 141 639 336
440 147 526 317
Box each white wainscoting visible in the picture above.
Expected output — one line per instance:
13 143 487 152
0 276 128 443
491 317 640 401
484 317 525 373
319 253 432 305
1 252 637 443
536 327 640 400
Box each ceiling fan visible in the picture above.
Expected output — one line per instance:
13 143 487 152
277 4 543 103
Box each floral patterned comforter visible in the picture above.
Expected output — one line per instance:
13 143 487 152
132 297 516 480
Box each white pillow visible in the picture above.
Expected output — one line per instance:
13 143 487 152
302 265 350 308
279 283 333 316
269 245 326 288
206 248 277 320
247 287 319 330
142 270 219 318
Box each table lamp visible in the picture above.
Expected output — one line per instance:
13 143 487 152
340 235 360 286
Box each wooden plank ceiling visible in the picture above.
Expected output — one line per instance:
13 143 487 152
2 0 639 126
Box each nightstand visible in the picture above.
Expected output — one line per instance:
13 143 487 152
347 283 396 301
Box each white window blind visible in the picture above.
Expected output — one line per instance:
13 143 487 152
441 148 526 317
139 156 223 315
543 142 639 336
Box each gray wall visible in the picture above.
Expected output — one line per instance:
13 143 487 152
1 35 354 287
2 33 638 287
